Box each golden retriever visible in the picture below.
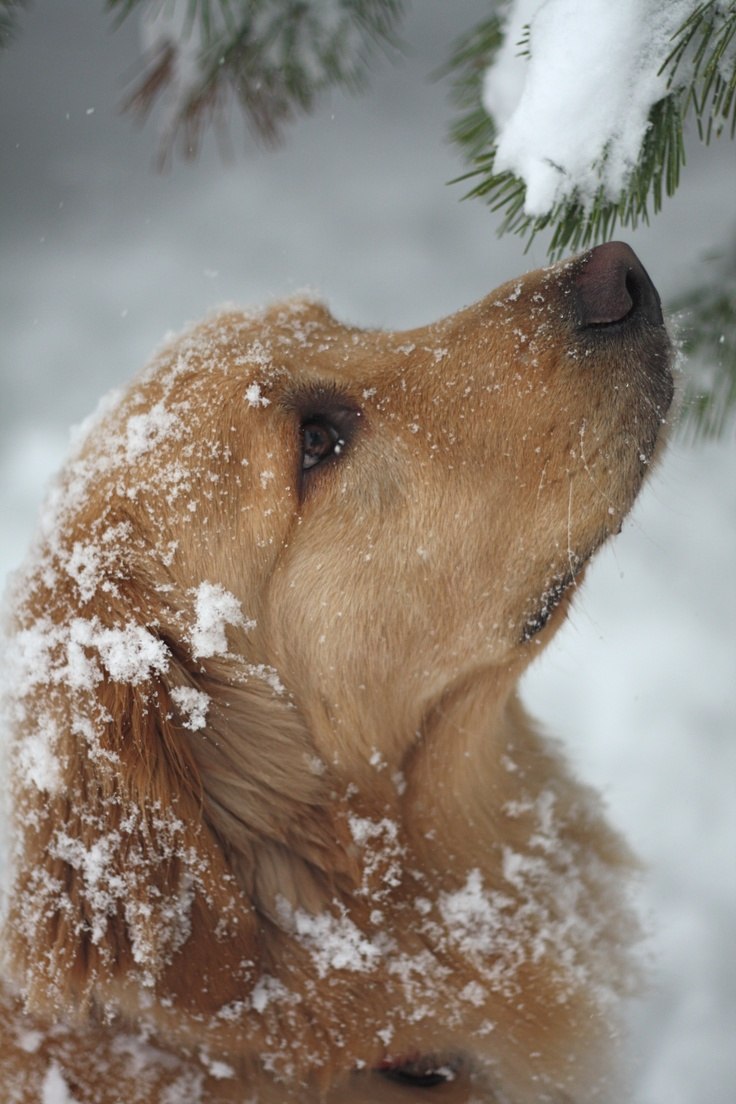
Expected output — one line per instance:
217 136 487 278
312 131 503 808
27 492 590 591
0 242 673 1102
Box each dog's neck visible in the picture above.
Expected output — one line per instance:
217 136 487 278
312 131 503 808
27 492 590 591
384 668 528 860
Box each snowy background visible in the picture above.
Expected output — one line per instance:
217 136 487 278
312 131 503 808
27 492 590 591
1 2 734 1102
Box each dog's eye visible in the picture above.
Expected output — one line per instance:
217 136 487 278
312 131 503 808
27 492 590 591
301 420 344 471
379 1059 456 1089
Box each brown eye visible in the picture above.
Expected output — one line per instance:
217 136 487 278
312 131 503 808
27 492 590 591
301 421 344 471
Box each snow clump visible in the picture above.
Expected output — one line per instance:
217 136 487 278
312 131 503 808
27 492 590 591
125 400 182 462
276 898 382 979
170 685 210 731
189 581 255 659
245 382 270 408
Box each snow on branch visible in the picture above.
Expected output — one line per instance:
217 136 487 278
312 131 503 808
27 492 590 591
449 0 736 256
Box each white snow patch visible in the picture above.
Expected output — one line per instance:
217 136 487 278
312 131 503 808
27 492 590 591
41 1061 80 1104
91 622 170 685
125 871 195 977
277 898 381 978
348 814 398 848
125 400 180 462
245 662 286 696
9 616 169 697
16 1028 43 1054
459 980 488 1007
67 388 124 457
199 1051 236 1080
62 522 132 603
64 541 102 603
348 814 404 900
250 974 299 1015
158 1069 205 1104
16 715 63 794
245 382 270 408
171 685 210 731
190 581 254 659
50 831 125 944
438 869 508 957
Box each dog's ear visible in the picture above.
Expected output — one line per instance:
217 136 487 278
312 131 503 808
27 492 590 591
2 591 355 1028
172 652 360 921
2 629 252 1022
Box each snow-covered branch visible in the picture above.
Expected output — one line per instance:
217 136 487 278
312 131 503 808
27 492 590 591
450 0 736 256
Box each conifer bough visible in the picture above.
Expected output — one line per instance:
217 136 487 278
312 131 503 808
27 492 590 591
108 0 406 157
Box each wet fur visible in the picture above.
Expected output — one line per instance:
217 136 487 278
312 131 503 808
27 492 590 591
0 251 673 1102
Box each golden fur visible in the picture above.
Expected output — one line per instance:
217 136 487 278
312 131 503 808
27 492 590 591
0 245 673 1102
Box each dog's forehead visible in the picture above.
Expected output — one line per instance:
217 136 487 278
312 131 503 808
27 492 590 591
138 300 375 405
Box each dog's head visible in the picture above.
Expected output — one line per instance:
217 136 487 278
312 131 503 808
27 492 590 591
1 243 673 1089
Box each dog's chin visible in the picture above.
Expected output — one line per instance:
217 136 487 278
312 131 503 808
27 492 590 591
520 395 675 651
518 542 598 648
520 573 580 647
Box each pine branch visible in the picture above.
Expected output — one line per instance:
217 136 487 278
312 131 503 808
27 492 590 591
672 251 736 439
109 0 406 160
0 0 25 50
663 0 736 140
435 15 503 160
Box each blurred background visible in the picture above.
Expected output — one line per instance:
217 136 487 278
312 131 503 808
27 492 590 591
1 2 734 1101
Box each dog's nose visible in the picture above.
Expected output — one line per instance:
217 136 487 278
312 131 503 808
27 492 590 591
574 241 664 328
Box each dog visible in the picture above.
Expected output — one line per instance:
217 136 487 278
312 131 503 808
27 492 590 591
0 242 674 1102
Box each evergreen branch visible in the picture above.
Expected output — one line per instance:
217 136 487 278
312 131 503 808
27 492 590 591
106 0 153 27
436 15 504 160
663 1 736 139
516 21 532 59
0 0 25 50
112 0 406 159
672 262 736 439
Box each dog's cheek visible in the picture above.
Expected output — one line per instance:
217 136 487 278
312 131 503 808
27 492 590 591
266 538 498 746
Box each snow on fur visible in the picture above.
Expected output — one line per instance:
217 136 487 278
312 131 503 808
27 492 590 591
0 311 282 960
190 581 254 659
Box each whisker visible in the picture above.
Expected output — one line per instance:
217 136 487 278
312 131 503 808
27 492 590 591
577 418 617 514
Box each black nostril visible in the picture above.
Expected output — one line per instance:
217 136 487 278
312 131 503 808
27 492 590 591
574 241 664 329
